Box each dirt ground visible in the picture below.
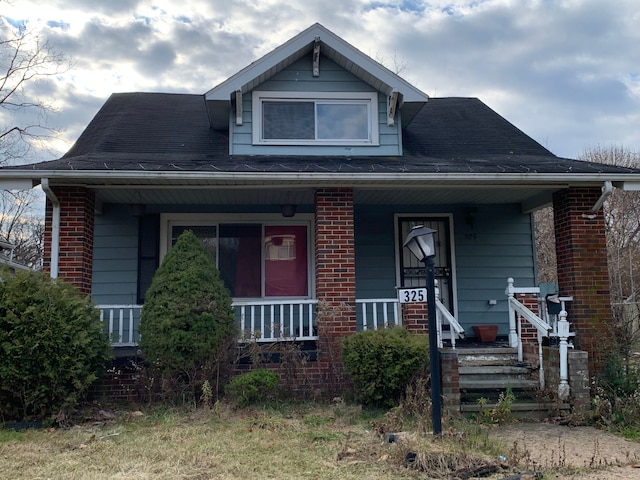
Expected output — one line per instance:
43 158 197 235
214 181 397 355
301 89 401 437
488 422 640 479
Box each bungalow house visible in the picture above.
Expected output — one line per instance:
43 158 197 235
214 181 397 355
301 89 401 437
2 23 640 409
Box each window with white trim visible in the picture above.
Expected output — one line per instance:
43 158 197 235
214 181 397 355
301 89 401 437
162 215 311 299
252 91 379 145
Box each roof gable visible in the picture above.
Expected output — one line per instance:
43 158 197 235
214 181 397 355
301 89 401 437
204 23 429 129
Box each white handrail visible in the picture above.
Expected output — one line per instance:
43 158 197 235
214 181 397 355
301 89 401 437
505 278 572 400
435 299 465 349
435 283 465 349
507 297 552 336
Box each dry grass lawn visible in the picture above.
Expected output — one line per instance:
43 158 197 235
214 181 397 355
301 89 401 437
6 402 637 479
1 403 431 480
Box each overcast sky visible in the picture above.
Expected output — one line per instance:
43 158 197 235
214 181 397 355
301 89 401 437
2 0 639 163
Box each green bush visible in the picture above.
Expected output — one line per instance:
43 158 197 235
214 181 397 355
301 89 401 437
0 269 112 421
225 369 280 406
139 230 236 402
341 327 430 407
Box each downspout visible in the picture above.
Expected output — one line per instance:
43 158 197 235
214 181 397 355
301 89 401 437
582 181 613 219
40 178 59 278
591 180 613 213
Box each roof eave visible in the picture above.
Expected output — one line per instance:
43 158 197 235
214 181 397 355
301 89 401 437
2 170 636 188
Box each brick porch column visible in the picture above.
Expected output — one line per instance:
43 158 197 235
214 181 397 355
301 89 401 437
553 187 611 372
314 188 356 397
44 186 95 295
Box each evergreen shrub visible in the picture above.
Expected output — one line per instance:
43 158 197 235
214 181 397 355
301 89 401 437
341 326 430 407
139 230 236 403
0 268 111 421
225 369 280 406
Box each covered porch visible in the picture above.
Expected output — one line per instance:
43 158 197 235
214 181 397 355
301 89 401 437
37 178 614 402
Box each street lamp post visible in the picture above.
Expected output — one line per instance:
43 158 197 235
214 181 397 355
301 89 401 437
403 225 442 435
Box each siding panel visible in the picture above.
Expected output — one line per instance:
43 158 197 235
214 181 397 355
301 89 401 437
92 204 139 305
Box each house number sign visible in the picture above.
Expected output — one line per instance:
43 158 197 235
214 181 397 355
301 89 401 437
397 287 428 303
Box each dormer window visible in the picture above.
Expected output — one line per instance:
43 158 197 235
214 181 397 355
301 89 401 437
252 91 379 145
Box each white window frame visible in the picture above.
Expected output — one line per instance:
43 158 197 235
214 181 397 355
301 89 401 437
252 91 379 146
160 213 315 300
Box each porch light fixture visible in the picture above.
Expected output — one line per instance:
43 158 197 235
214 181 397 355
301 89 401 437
129 203 146 217
280 204 297 218
403 225 442 435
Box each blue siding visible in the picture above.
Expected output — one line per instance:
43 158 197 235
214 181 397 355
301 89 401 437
454 204 535 334
231 55 401 156
92 204 139 305
354 204 536 335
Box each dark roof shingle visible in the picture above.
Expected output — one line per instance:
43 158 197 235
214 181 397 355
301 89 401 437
10 92 639 176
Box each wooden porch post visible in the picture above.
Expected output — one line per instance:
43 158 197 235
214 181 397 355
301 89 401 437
314 187 356 397
44 186 95 295
553 186 611 373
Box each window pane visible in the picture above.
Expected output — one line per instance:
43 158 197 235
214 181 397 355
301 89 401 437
264 225 308 296
171 225 217 260
219 225 262 297
263 101 314 139
317 103 368 140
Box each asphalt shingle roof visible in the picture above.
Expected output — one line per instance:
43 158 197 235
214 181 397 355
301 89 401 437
13 92 640 176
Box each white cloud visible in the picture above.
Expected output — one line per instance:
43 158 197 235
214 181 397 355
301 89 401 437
2 0 640 161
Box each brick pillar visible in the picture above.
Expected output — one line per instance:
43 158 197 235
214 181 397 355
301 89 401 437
402 303 429 333
314 188 356 397
440 351 460 413
44 186 95 295
568 350 590 413
553 187 611 373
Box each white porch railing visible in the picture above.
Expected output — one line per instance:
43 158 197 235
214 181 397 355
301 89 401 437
97 304 142 347
234 299 317 342
98 299 320 346
357 298 401 330
506 278 574 399
98 297 464 347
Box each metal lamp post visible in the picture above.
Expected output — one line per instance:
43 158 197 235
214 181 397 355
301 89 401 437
403 225 442 435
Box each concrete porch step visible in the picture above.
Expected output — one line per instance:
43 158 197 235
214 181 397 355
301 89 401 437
460 401 570 413
458 365 533 376
460 401 570 420
456 347 521 366
459 378 539 390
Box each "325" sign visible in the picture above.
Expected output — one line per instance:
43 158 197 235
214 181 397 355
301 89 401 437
397 288 427 303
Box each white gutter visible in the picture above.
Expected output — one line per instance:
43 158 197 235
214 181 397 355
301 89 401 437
40 178 59 278
0 169 634 184
591 180 613 213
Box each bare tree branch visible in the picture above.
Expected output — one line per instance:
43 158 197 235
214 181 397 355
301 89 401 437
0 189 44 270
0 16 71 164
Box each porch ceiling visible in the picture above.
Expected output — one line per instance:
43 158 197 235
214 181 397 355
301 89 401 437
90 184 564 211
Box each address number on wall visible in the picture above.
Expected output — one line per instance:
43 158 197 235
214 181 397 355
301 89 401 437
397 288 428 304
